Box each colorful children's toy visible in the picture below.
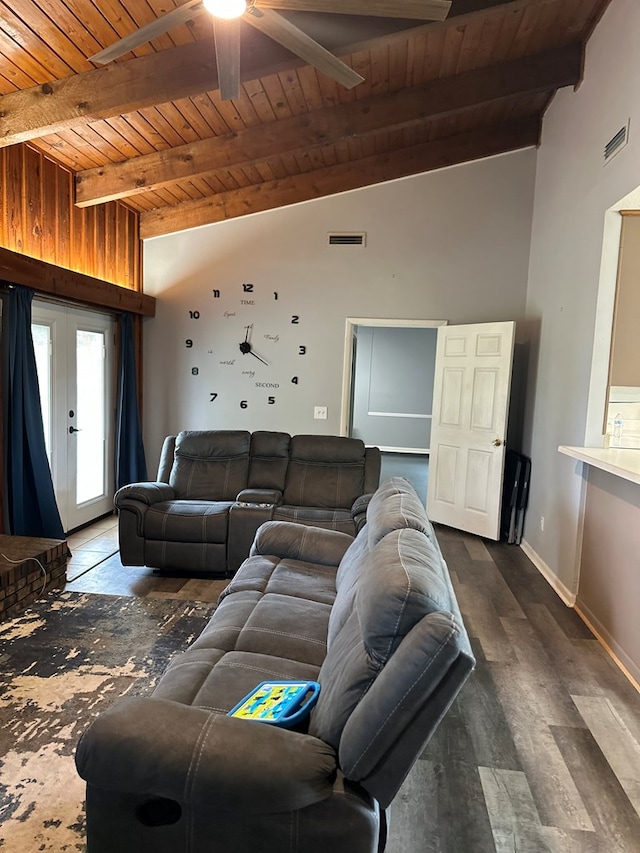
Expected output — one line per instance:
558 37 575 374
228 681 321 728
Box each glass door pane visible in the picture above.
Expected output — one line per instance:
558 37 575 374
75 329 106 504
32 323 53 466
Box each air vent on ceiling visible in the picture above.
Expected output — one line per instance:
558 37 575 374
604 120 630 164
327 232 366 247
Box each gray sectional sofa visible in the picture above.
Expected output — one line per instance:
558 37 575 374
77 477 475 853
115 430 381 575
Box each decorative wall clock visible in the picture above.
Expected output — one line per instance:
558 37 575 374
184 280 306 412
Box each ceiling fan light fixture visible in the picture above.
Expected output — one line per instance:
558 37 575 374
203 0 247 19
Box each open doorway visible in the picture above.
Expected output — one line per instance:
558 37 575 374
342 318 516 536
340 318 446 502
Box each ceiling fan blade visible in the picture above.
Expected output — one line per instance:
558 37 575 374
255 0 451 22
214 18 241 101
89 0 206 64
244 7 364 90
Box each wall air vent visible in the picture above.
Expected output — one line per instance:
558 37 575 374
327 232 366 247
604 120 630 164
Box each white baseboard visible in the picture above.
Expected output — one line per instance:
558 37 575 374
519 539 639 693
574 601 640 692
519 538 577 606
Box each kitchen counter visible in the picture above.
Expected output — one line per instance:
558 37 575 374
559 445 640 486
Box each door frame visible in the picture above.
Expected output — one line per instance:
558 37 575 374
340 317 447 447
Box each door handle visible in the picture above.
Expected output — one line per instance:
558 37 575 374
69 426 82 434
492 438 503 447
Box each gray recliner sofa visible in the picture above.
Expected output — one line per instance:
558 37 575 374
115 430 381 575
76 477 475 853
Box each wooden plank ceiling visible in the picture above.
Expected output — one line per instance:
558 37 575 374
0 0 613 239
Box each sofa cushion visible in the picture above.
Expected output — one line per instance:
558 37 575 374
154 649 321 714
145 500 231 543
337 610 468 808
325 532 369 643
262 560 337 606
169 430 251 500
190 590 264 653
248 431 290 490
308 527 456 749
307 611 377 749
358 529 450 662
364 476 431 547
232 593 331 667
326 478 430 644
272 505 355 534
283 435 366 509
224 553 337 606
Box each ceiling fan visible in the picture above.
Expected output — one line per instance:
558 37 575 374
90 0 451 101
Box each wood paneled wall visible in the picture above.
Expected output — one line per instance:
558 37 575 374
0 143 144 535
1 144 140 291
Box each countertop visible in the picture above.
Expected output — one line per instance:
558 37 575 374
559 445 640 486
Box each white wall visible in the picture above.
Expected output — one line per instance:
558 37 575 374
143 149 536 471
522 0 640 592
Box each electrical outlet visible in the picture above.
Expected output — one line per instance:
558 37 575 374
540 516 545 532
314 406 328 420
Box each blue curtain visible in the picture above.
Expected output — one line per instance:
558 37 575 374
1 285 65 540
116 312 148 489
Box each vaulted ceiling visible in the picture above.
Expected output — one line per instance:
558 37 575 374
0 0 612 239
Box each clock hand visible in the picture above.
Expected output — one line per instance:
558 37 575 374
238 338 269 365
249 350 269 366
240 325 254 355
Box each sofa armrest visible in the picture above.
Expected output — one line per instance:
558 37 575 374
114 482 175 507
236 488 283 505
351 493 374 531
76 697 336 814
250 521 353 567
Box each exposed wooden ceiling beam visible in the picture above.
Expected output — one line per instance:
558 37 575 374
0 246 155 316
0 40 217 149
140 115 541 239
76 44 581 208
0 0 541 148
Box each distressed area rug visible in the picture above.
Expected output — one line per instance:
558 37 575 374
0 591 216 853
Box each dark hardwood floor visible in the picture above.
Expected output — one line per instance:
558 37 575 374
388 527 640 853
65 514 640 852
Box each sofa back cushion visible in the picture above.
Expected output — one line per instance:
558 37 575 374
328 478 430 643
309 526 454 747
248 431 290 491
169 430 251 500
364 476 431 546
308 519 473 807
282 435 366 509
156 435 177 482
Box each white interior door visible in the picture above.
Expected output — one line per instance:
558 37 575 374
32 302 115 532
427 321 515 539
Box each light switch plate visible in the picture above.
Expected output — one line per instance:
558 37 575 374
314 406 328 420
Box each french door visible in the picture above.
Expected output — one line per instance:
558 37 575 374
32 302 115 533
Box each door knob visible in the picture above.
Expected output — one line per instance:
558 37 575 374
69 426 82 434
492 438 502 447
